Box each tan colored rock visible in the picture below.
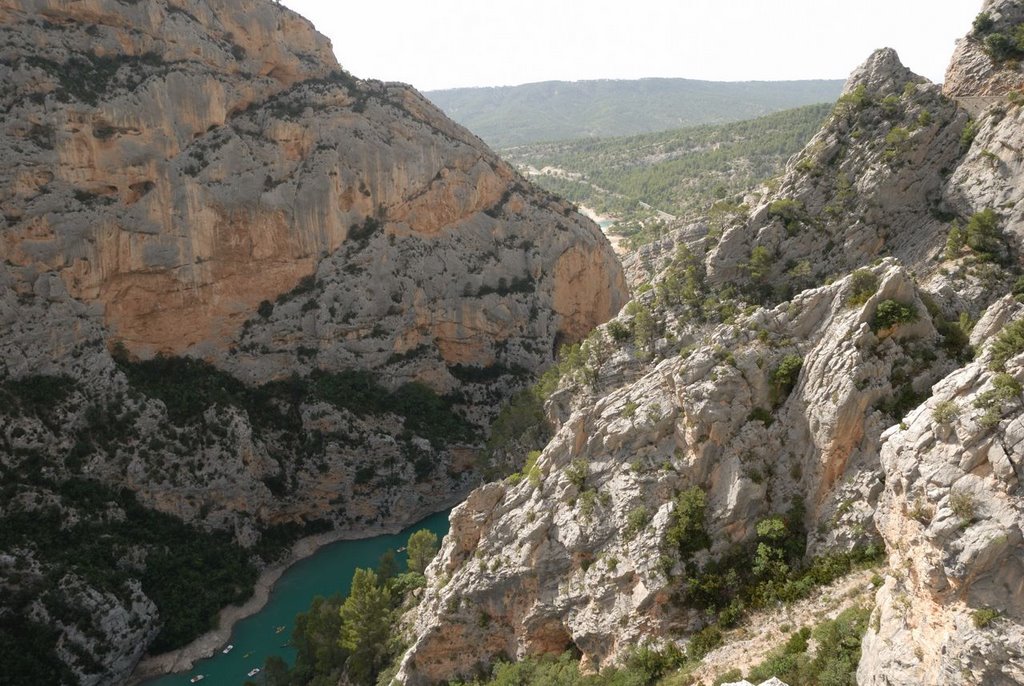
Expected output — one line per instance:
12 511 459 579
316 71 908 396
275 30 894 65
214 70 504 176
0 0 626 367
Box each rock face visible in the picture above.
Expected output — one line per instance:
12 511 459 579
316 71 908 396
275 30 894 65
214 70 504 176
0 0 624 370
396 8 1024 685
0 0 626 682
858 309 1024 685
944 0 1024 98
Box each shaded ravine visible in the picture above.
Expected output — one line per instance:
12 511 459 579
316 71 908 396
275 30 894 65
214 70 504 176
134 509 452 686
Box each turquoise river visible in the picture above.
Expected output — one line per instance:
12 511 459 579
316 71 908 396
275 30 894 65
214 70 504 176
146 510 451 686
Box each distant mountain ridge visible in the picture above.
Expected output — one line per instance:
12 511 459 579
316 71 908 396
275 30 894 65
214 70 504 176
425 78 845 147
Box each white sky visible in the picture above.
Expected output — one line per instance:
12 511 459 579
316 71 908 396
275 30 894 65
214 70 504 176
280 1 981 91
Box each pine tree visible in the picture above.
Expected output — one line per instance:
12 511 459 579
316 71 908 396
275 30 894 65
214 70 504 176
406 529 439 575
339 569 393 685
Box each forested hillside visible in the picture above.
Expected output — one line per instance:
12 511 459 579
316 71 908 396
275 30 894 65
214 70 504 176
502 103 832 247
426 79 844 147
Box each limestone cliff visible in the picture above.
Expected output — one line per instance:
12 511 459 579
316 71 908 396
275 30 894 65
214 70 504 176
396 5 1024 684
0 0 626 683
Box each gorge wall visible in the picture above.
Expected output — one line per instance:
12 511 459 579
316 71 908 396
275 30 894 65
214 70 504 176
0 0 626 683
396 3 1024 684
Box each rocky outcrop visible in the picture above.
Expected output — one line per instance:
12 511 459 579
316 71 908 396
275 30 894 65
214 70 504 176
858 302 1024 686
396 258 956 684
944 0 1024 98
0 0 626 682
396 12 1024 685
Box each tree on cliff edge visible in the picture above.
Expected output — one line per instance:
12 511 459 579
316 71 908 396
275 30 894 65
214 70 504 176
339 569 394 685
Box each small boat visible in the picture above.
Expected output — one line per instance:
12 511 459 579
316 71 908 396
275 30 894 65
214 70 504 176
274 625 286 634
243 652 253 658
189 676 205 684
247 667 261 677
222 644 234 654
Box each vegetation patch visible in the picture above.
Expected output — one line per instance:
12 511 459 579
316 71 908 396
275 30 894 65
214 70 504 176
263 529 436 686
989 318 1024 371
665 487 712 559
765 198 808 234
972 11 1024 62
0 478 257 655
738 606 871 686
500 104 832 247
871 300 918 332
973 607 1000 629
846 269 879 307
771 354 804 405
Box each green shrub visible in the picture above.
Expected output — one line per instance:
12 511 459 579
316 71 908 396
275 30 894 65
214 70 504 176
961 118 979 150
687 625 723 661
485 387 552 477
834 84 870 116
846 269 879 306
713 669 744 685
524 450 543 488
607 320 631 343
784 626 812 654
623 506 651 541
766 198 806 233
985 32 1018 61
973 11 995 35
932 400 958 425
973 607 1000 628
566 458 588 490
872 300 918 332
949 489 977 525
964 209 1003 259
989 318 1024 370
945 222 964 259
772 354 804 403
884 126 911 161
665 487 711 559
973 373 1022 428
745 606 870 686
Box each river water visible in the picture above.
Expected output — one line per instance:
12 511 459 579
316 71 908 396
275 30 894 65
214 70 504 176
145 510 451 686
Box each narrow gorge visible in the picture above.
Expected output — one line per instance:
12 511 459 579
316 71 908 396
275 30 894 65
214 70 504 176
0 0 625 682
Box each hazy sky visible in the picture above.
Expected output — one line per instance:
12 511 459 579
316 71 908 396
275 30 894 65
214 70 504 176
280 1 980 92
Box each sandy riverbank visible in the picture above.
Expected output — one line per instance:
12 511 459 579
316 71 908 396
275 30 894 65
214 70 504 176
128 495 466 684
578 206 627 255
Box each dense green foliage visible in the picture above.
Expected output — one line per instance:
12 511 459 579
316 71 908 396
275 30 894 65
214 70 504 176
665 487 712 559
0 477 257 657
676 499 883 630
264 530 435 686
484 385 553 478
117 353 474 451
871 300 918 332
740 606 871 686
339 569 395 685
450 647 688 686
500 104 832 235
427 79 843 147
0 616 77 686
407 530 440 574
772 355 804 404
